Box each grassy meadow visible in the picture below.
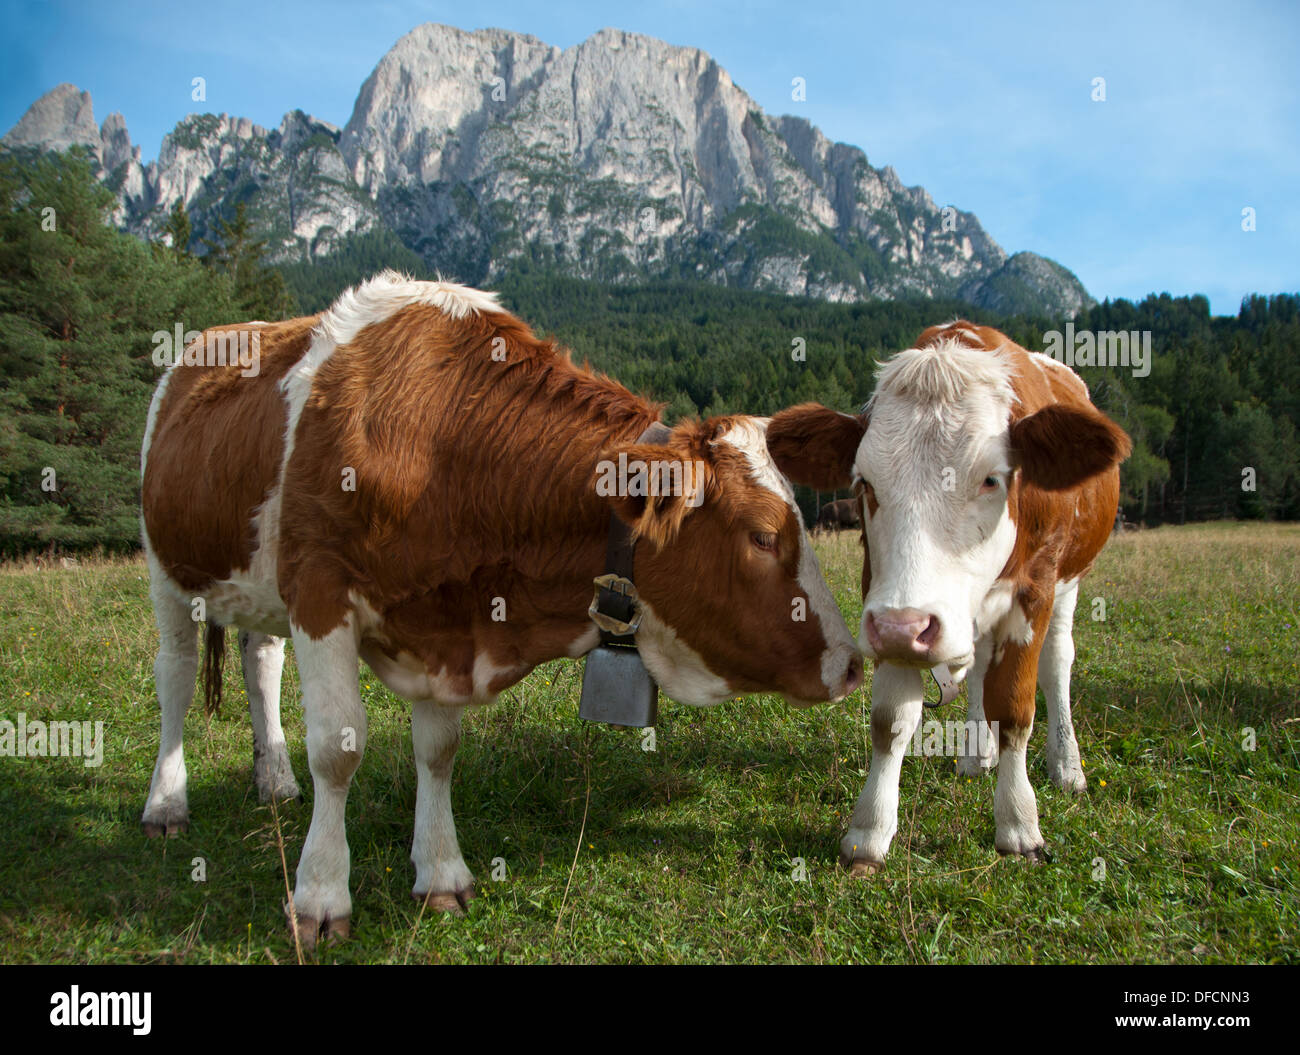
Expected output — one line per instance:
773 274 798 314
0 522 1296 963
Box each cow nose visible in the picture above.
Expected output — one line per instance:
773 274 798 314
865 608 940 662
843 653 864 695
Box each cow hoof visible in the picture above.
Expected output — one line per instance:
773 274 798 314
998 846 1048 865
841 854 884 877
413 883 476 916
956 754 996 778
288 912 350 952
1048 762 1087 795
256 780 303 805
255 753 302 804
141 815 188 837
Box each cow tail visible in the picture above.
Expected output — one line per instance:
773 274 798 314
202 621 226 717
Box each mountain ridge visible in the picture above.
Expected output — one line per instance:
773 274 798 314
2 24 1093 316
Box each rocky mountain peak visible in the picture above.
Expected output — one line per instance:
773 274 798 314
3 27 1093 316
3 83 100 154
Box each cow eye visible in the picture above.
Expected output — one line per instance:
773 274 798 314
979 475 1000 493
751 531 778 553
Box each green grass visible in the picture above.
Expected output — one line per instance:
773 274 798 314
0 522 1296 963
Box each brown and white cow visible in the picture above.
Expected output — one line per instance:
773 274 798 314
817 497 861 533
767 321 1130 869
139 271 862 947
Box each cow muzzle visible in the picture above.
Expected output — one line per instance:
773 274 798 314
863 607 941 665
783 648 864 708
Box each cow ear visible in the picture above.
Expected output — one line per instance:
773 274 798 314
766 404 866 491
597 443 713 549
1009 405 1132 491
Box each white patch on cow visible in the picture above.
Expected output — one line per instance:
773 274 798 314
993 723 1044 856
140 356 181 478
566 625 600 658
987 593 1034 668
349 593 384 635
634 599 732 706
975 578 1016 641
411 701 474 900
1003 600 1034 647
717 419 859 699
140 541 200 834
316 270 502 349
357 645 478 706
359 644 433 701
199 323 343 633
422 662 474 705
1027 350 1058 372
1029 349 1090 397
291 615 366 931
842 664 924 865
856 340 1019 668
872 337 1017 409
1042 578 1086 793
239 629 299 803
471 651 515 702
199 492 291 633
280 330 338 471
352 592 515 707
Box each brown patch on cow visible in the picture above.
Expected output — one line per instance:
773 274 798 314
142 315 320 591
851 481 873 598
277 302 661 646
987 328 1131 603
1011 405 1132 492
767 403 866 491
982 603 1053 739
312 728 366 791
616 416 839 700
913 320 998 352
268 298 843 703
871 704 903 754
861 483 878 518
859 529 872 600
641 422 794 550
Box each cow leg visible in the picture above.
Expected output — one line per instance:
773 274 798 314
411 701 476 913
238 630 301 803
1041 581 1086 794
993 724 1044 860
955 635 997 777
841 663 924 873
142 565 198 837
290 620 365 950
984 610 1053 860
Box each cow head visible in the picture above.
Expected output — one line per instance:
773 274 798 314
767 333 1130 679
598 416 862 707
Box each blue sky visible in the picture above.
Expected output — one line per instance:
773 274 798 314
3 0 1296 315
